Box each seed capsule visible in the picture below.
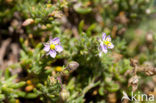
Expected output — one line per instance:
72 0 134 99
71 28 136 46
67 61 79 72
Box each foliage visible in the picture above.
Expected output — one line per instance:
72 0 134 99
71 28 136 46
0 0 156 103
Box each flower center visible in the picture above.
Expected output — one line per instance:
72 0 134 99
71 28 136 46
50 44 55 50
103 40 110 46
55 66 63 72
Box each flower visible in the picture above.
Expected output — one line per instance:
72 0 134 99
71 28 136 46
99 33 114 56
43 37 63 58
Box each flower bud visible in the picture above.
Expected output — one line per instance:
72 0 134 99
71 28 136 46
26 80 32 85
146 9 151 14
146 33 153 43
25 85 34 92
46 4 52 8
60 88 70 101
22 18 34 26
50 76 56 84
15 99 20 103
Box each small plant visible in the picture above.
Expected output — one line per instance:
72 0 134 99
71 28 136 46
0 0 155 103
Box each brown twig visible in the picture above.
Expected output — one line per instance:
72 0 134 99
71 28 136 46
0 38 11 67
128 59 156 92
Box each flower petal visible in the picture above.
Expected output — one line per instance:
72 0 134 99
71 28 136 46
50 37 60 44
55 45 63 53
43 44 50 52
103 48 108 53
49 50 57 58
100 44 108 53
102 33 106 40
106 35 111 41
108 43 114 49
99 52 102 57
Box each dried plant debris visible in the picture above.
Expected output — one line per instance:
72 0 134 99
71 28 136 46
128 75 139 92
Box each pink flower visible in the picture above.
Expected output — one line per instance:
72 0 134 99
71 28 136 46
99 33 114 56
43 37 63 58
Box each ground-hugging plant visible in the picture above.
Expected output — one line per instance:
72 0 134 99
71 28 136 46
0 0 155 103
